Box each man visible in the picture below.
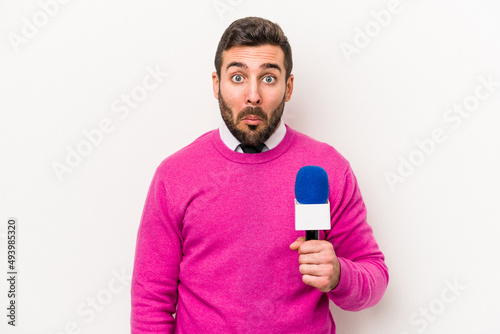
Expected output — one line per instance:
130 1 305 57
131 17 388 333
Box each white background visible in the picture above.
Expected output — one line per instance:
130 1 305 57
1 0 499 333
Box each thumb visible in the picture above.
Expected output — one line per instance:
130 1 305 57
290 236 306 250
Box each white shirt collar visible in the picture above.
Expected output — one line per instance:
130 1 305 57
219 120 287 153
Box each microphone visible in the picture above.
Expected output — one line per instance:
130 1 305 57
294 166 331 240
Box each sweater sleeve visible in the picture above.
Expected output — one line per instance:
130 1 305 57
326 165 389 311
131 170 182 333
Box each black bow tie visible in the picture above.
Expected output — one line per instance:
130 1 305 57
239 143 266 153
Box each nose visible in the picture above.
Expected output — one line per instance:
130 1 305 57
246 79 261 105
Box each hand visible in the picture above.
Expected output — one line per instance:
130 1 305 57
290 236 340 292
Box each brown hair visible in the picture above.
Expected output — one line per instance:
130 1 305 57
214 17 293 80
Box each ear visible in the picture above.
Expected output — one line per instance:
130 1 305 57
212 72 219 100
285 74 294 102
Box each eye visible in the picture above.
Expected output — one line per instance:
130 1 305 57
232 75 243 83
263 76 276 84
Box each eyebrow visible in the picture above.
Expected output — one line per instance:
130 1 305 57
226 62 282 72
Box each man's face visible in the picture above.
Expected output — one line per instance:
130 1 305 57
212 44 294 146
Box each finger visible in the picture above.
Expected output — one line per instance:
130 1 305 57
289 236 306 250
299 264 334 277
298 251 335 265
298 240 333 254
301 274 333 293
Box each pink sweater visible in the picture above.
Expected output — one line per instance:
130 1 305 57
131 126 388 333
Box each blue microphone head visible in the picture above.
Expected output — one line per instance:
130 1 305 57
295 166 329 204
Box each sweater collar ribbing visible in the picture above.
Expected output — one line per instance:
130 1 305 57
212 125 296 164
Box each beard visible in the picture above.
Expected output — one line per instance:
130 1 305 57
218 89 286 147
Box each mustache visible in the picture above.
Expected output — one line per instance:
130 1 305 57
237 107 268 122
